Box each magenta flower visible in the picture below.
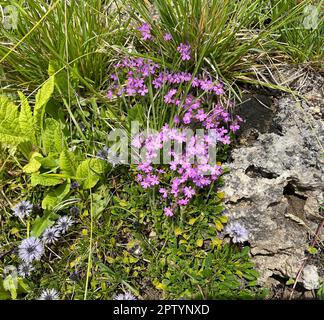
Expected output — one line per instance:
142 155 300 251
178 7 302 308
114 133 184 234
107 90 113 99
195 109 207 121
138 23 152 40
183 186 195 198
164 89 177 104
183 112 192 124
177 43 191 61
159 188 168 198
164 207 174 217
230 123 240 132
163 33 172 41
213 83 224 95
177 198 189 206
174 115 180 124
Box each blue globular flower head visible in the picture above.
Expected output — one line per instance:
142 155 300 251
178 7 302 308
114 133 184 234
69 206 80 216
97 146 109 160
113 292 137 300
18 263 34 277
42 227 61 244
225 222 249 243
70 181 79 190
18 237 44 263
97 146 120 167
13 200 33 219
39 289 59 300
56 216 74 234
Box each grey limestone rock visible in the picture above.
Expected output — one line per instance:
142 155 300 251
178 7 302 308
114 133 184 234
222 74 323 288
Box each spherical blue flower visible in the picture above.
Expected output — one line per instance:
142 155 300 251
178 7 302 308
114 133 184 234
113 292 137 300
18 263 34 277
70 181 79 190
225 222 249 243
39 288 59 300
56 216 73 234
13 200 33 219
42 227 61 244
97 146 109 160
69 206 80 216
18 237 44 263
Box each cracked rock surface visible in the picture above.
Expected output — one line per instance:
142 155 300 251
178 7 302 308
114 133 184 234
223 70 323 289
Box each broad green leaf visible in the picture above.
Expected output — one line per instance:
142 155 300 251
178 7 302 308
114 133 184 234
30 210 59 237
31 173 63 187
3 275 17 300
0 96 27 146
76 159 105 189
42 118 64 154
214 204 224 215
217 192 225 199
0 280 11 300
59 149 76 177
34 76 55 134
42 182 70 210
18 141 33 160
215 220 224 231
22 152 43 174
219 215 228 223
18 91 35 143
48 61 56 77
196 239 204 247
17 278 30 294
174 227 183 236
34 76 55 112
188 217 198 225
38 155 59 169
153 279 167 291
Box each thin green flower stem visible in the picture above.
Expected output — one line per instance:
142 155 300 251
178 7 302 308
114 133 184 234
56 84 89 148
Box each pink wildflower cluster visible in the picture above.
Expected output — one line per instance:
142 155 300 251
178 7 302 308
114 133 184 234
107 58 160 99
107 57 225 100
131 102 242 217
138 23 152 40
177 43 191 61
163 33 172 41
137 23 189 61
137 24 172 42
107 56 243 217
